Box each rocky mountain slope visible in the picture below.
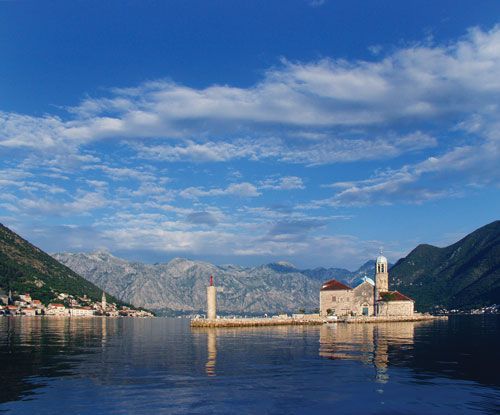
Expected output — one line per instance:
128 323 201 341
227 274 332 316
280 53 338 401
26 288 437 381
53 253 376 315
390 220 500 311
0 223 124 306
302 260 382 286
54 220 500 314
52 252 326 314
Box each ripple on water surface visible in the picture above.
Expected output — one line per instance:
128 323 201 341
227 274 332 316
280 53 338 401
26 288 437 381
0 316 499 414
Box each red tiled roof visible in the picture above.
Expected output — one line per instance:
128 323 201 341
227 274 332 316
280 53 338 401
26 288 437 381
379 291 414 302
321 279 352 291
49 303 65 308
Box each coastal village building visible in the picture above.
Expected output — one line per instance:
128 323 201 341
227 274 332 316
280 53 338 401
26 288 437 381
45 303 67 316
32 299 43 310
22 308 37 316
320 254 414 317
0 288 153 318
69 306 94 317
5 305 19 315
19 293 32 302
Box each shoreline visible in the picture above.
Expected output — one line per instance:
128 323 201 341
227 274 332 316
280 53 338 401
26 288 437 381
337 314 448 324
190 314 447 328
0 314 154 318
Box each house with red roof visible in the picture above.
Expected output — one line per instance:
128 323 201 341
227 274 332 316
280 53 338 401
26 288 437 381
45 303 68 316
5 305 19 315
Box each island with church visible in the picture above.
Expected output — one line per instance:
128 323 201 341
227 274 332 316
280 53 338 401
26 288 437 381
191 252 447 327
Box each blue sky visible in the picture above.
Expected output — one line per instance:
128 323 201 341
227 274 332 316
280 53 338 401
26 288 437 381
1 1 499 269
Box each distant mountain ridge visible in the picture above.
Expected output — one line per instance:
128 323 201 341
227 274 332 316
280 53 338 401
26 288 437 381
390 220 500 311
0 224 124 306
302 260 383 286
54 220 500 314
53 252 376 314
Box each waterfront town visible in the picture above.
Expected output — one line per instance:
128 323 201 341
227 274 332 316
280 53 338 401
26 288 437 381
3 251 496 322
0 289 153 318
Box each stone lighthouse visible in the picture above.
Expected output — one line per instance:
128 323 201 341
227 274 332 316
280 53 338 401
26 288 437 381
207 275 217 320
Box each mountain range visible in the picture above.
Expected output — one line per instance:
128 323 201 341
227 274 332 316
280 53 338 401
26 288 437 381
2 219 497 315
54 220 499 314
52 252 377 315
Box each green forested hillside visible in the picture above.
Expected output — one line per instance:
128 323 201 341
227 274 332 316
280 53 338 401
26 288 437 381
0 223 124 305
390 220 500 311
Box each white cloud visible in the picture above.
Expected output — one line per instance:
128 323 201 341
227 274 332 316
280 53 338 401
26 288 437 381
86 165 159 182
15 190 108 216
179 182 261 199
1 25 500 268
313 122 500 207
133 138 278 162
0 112 67 149
178 176 305 200
134 132 436 166
259 176 305 190
27 210 383 268
279 132 437 165
1 25 500 150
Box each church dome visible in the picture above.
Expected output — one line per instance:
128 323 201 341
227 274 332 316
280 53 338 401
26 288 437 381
360 276 375 286
376 255 387 264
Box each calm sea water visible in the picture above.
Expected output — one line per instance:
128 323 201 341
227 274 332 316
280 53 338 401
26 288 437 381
0 316 499 414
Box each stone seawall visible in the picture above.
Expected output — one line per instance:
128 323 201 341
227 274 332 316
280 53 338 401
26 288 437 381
338 314 448 324
190 314 446 328
190 318 324 328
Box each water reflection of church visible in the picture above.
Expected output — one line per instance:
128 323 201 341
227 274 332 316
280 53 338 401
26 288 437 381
199 322 421 381
319 322 417 383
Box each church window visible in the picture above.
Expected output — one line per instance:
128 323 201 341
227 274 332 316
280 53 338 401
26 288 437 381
331 296 336 302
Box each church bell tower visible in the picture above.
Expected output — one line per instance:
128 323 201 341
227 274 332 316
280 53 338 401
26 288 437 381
101 291 107 311
375 251 389 302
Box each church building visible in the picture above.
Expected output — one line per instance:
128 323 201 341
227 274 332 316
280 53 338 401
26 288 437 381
319 254 414 317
